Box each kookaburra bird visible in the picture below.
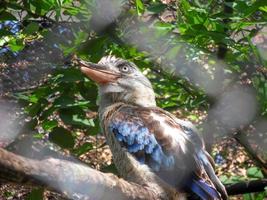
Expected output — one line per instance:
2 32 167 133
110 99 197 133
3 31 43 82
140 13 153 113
78 56 228 200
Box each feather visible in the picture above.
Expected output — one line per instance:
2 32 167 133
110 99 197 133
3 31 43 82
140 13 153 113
186 176 221 200
198 151 228 200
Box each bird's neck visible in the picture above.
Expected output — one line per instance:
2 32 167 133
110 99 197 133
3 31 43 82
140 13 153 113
98 92 156 115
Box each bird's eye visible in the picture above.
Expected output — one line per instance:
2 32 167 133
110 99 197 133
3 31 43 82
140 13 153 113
119 65 130 73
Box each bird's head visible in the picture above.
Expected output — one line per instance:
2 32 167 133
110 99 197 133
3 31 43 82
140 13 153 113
78 56 156 108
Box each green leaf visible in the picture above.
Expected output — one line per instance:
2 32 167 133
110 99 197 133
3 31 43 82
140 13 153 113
147 3 166 13
72 114 95 126
85 118 100 135
242 1 266 18
136 0 144 15
78 82 98 102
54 96 90 108
55 68 85 83
101 163 118 174
49 127 75 149
23 22 39 34
26 103 41 117
59 108 95 128
179 23 188 34
24 119 38 130
39 106 57 121
26 188 44 200
259 6 267 13
73 142 93 156
230 21 267 30
8 38 24 52
62 6 80 16
29 0 55 13
154 21 174 30
15 93 44 103
14 93 32 102
42 120 58 131
188 114 198 121
219 175 228 184
33 133 44 139
242 193 252 200
247 167 264 178
0 29 12 36
6 2 22 10
0 11 17 21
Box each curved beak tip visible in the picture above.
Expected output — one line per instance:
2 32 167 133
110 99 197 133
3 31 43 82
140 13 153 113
78 60 90 68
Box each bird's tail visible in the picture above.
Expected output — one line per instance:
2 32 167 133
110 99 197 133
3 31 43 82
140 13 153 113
186 175 221 200
201 151 228 200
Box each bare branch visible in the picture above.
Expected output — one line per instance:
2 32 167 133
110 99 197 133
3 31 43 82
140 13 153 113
226 179 267 195
234 131 267 177
0 148 181 200
0 146 267 199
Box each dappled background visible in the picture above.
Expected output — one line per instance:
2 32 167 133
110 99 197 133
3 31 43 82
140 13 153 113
0 0 266 199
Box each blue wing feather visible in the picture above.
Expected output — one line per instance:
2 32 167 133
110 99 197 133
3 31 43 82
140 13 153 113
186 177 220 200
109 120 175 171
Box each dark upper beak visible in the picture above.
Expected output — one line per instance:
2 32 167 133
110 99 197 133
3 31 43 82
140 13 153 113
77 59 120 84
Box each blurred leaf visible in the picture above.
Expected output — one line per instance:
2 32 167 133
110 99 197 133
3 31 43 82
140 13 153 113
26 188 44 200
33 133 44 139
39 106 57 121
78 81 98 102
0 29 12 36
0 12 17 21
136 0 144 15
147 3 166 13
101 163 118 174
236 1 266 18
259 6 267 13
6 2 22 10
188 114 198 121
73 142 93 156
26 103 41 117
42 120 58 131
55 68 85 83
247 167 264 178
219 175 245 184
59 108 95 128
23 22 39 34
62 6 80 16
85 118 100 135
8 38 24 52
54 96 90 108
49 127 75 149
72 114 95 126
154 21 174 30
219 175 228 184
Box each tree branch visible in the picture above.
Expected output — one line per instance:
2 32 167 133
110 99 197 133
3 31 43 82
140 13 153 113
234 131 267 177
0 148 180 200
226 179 267 195
0 146 267 199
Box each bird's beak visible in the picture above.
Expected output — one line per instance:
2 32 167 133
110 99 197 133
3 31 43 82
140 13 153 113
78 59 120 84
